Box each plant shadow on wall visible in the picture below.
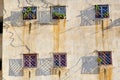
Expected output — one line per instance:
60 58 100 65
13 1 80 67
81 56 99 74
77 6 97 26
105 18 120 29
40 0 54 8
92 18 120 35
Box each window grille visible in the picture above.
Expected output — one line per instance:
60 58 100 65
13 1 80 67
53 53 67 67
23 54 37 68
95 5 109 18
98 51 112 65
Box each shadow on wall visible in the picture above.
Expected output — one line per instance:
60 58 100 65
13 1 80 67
4 11 24 27
11 11 24 26
105 18 120 30
40 0 54 8
36 58 53 76
9 58 53 76
77 6 96 26
81 56 98 74
38 10 58 25
38 11 51 24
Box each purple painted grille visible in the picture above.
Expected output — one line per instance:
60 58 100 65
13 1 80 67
54 53 67 67
23 54 37 68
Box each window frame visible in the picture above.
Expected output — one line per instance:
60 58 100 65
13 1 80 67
51 6 66 19
22 6 37 20
98 51 112 65
0 17 3 33
53 53 67 68
23 54 37 68
95 5 109 19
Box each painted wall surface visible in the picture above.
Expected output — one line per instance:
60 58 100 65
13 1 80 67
0 0 3 17
3 0 120 80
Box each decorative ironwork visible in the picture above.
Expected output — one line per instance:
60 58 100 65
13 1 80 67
51 6 66 19
23 54 37 68
53 53 67 67
22 6 37 20
95 5 109 18
98 51 112 65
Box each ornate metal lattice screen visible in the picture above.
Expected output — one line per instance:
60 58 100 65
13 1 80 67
51 6 66 19
53 53 67 67
9 59 23 76
22 6 37 20
98 51 112 65
36 58 53 76
95 5 109 18
23 54 37 68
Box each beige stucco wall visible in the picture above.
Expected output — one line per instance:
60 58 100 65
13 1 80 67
3 0 120 80
0 0 3 17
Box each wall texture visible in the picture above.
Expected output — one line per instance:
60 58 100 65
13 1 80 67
3 0 120 80
0 0 3 17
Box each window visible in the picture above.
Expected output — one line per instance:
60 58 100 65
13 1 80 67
95 5 109 18
22 6 37 20
0 59 1 70
53 53 67 67
23 54 37 68
0 17 3 33
51 6 66 19
98 51 112 65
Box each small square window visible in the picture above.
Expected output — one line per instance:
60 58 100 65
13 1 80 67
51 6 66 19
23 54 37 68
22 6 37 20
98 51 112 65
95 5 109 18
0 17 3 33
0 59 1 70
53 53 67 67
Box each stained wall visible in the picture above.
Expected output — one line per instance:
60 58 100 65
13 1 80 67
3 0 120 80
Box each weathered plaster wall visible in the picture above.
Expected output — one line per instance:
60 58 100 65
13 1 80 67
3 0 120 80
0 0 3 17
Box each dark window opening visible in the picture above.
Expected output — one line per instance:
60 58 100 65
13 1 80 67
0 59 1 70
0 17 3 33
98 51 112 65
23 54 37 68
53 53 67 67
51 6 66 19
22 6 37 20
95 5 109 18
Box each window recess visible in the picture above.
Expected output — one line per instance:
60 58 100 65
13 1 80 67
53 53 67 68
23 54 37 68
95 5 109 18
51 6 66 19
97 51 112 66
